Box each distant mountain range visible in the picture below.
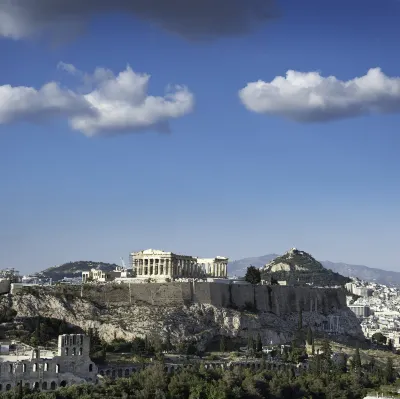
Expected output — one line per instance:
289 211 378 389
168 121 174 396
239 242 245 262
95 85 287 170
229 253 400 286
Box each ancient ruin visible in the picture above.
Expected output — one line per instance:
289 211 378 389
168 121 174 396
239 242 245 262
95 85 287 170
130 249 228 281
0 334 97 392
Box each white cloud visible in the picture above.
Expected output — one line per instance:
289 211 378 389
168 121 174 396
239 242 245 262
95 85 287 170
239 68 400 122
0 64 194 136
0 0 277 41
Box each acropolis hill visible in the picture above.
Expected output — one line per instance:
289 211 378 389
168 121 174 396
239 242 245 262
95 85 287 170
5 281 363 350
4 248 363 350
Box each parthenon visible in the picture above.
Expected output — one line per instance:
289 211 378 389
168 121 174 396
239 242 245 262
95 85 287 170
130 249 228 281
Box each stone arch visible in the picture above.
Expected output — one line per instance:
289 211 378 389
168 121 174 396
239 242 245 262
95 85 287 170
33 382 39 389
42 382 48 390
60 380 67 387
50 381 57 390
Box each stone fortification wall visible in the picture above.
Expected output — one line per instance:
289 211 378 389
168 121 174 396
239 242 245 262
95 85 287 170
15 282 346 314
0 279 11 295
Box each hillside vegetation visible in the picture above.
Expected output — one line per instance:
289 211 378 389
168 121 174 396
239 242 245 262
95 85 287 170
38 261 118 281
261 248 351 287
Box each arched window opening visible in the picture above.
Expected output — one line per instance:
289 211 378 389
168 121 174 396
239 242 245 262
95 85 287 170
89 364 93 372
33 363 38 372
22 364 27 372
60 381 67 387
44 363 49 371
42 382 48 390
56 364 60 373
50 382 56 390
8 365 12 373
65 348 69 356
79 347 83 355
72 347 76 356
6 384 11 391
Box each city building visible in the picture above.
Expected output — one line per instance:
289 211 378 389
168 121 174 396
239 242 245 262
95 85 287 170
130 249 228 281
349 305 371 318
346 282 373 297
0 334 97 392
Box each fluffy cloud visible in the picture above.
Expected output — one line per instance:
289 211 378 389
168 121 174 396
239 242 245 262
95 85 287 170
0 0 277 41
0 64 194 136
239 68 400 122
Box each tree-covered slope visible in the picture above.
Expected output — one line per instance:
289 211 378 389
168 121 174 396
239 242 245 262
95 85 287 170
261 248 350 287
37 261 118 281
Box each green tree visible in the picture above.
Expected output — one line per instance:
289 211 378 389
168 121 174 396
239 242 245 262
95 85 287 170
353 342 361 371
372 332 387 345
306 327 313 346
256 333 263 353
220 335 227 352
384 357 395 383
321 339 332 373
247 335 254 352
298 309 303 331
321 339 332 360
244 266 261 285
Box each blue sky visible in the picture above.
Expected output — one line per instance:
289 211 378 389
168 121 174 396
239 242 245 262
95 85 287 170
1 0 400 274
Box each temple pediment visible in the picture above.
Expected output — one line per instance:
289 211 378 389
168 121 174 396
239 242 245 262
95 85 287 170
141 249 169 255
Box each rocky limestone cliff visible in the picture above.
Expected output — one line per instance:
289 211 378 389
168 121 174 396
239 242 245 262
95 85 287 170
5 286 363 350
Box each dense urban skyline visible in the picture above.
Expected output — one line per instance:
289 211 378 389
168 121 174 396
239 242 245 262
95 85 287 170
1 0 399 274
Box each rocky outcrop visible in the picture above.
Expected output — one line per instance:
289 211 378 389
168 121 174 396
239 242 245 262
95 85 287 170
8 288 363 350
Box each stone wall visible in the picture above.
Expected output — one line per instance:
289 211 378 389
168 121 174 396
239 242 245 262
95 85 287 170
0 279 10 295
14 282 347 315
